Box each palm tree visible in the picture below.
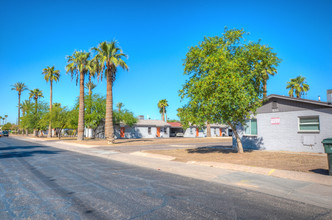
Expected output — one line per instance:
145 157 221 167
158 99 168 122
260 46 280 99
29 89 43 136
92 41 129 143
29 89 44 113
116 102 124 112
85 82 96 96
11 82 28 126
0 116 2 126
286 76 310 98
4 115 8 124
42 66 60 138
66 51 91 141
21 100 32 135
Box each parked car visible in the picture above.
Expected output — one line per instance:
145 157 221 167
2 130 8 137
170 132 176 137
176 132 184 137
0 131 2 137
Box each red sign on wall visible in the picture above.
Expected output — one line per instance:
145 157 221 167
271 118 280 125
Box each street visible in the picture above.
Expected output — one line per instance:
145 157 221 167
0 137 331 219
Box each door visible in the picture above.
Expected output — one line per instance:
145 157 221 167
196 128 199 137
157 127 160 137
120 127 125 138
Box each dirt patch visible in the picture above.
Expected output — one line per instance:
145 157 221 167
146 147 329 174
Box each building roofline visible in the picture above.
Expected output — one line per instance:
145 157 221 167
266 94 332 108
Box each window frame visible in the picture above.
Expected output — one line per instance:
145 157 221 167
243 118 258 136
148 127 151 135
298 116 320 133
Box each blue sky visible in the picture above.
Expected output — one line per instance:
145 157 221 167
0 0 331 124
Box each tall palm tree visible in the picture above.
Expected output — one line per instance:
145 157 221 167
29 89 44 113
116 102 124 112
158 99 168 122
4 115 8 124
21 100 32 135
260 46 280 99
85 82 96 96
0 116 2 126
11 82 28 126
29 89 43 136
66 51 91 141
286 76 310 98
42 66 60 138
92 41 129 143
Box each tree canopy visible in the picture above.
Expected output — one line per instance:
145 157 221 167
179 28 281 153
286 75 309 98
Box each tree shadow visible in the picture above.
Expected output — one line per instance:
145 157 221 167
0 149 61 159
0 145 44 151
187 145 254 154
309 169 329 175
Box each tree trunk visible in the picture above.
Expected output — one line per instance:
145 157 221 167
18 93 21 126
48 81 53 138
162 107 165 121
206 122 211 137
26 129 28 136
166 113 167 122
77 71 85 141
228 122 244 153
105 66 114 144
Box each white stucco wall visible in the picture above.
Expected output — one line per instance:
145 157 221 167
234 108 332 153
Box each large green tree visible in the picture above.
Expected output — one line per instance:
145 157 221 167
286 76 309 98
11 82 28 126
92 41 129 143
42 65 60 138
179 28 281 153
66 51 91 141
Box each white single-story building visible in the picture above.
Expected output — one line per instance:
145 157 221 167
90 119 170 139
233 93 332 153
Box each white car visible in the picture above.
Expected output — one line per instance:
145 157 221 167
176 132 184 137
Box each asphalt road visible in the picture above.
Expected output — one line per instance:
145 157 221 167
0 137 331 219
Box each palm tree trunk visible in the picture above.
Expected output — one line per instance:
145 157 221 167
105 67 114 143
77 71 85 141
206 122 211 137
33 98 37 136
18 93 21 126
228 122 243 153
162 107 165 121
48 81 52 138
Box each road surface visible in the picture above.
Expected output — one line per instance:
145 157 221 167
0 137 331 219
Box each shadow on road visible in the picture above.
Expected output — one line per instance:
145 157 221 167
0 149 60 159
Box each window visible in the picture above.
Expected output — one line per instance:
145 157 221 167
214 128 216 134
164 127 167 134
298 116 320 132
190 128 193 134
272 101 278 112
148 127 151 134
244 119 257 135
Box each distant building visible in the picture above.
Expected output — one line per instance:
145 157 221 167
234 94 332 153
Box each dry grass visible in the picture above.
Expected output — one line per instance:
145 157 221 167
146 147 329 174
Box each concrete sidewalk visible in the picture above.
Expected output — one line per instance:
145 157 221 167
11 136 332 210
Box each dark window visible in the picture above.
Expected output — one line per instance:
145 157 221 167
272 101 278 111
148 127 151 134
